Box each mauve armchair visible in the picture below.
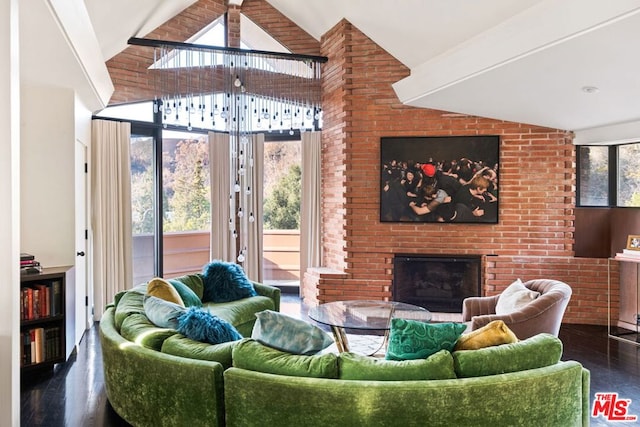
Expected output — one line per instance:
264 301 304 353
462 279 572 340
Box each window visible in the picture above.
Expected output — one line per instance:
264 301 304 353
617 144 640 207
577 142 640 207
578 145 609 206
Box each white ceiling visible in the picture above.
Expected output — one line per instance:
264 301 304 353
21 0 640 142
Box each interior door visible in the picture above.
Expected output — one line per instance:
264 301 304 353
75 139 90 339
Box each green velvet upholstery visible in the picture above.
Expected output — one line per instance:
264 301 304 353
452 333 563 378
203 296 275 337
338 350 456 381
161 335 238 369
232 339 339 379
100 308 226 427
119 313 178 351
224 361 590 427
113 287 146 331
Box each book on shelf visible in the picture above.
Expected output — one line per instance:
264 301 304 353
20 253 35 262
21 327 59 366
21 282 58 321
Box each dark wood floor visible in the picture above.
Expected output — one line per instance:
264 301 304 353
21 294 640 426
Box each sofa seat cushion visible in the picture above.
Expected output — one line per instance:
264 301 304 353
339 350 456 381
161 334 238 369
452 333 563 378
120 313 178 351
232 339 339 379
203 295 275 330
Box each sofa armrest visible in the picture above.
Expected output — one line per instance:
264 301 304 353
462 295 500 321
252 281 281 312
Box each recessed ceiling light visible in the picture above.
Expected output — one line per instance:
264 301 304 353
582 86 599 94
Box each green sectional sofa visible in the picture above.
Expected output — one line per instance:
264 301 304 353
99 274 280 427
100 278 590 427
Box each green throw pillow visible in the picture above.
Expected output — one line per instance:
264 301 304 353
251 310 334 355
171 274 205 300
386 319 467 361
452 333 563 378
232 338 339 378
168 279 203 307
339 350 456 381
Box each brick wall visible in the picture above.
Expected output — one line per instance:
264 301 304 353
306 20 613 325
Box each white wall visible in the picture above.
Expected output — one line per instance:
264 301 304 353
21 85 76 268
0 1 21 425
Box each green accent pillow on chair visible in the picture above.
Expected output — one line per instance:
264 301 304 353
386 319 467 361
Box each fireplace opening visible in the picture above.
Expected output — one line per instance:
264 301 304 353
393 255 481 313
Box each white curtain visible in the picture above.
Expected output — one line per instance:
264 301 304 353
209 132 235 262
300 131 322 282
208 132 263 281
244 133 264 282
91 119 133 319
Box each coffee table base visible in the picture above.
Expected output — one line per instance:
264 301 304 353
330 326 389 356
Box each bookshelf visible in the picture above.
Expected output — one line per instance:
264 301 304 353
20 266 70 372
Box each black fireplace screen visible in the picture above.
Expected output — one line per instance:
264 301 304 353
393 255 481 313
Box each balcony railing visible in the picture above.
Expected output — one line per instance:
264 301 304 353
132 230 300 286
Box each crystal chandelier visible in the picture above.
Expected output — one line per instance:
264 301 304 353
128 38 326 264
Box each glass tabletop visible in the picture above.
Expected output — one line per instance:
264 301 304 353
308 300 432 331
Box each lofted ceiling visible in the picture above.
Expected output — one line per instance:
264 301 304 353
22 0 640 142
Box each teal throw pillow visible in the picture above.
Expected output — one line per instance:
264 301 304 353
251 310 334 355
143 295 186 330
386 319 467 361
232 338 339 378
339 350 456 381
168 279 203 307
176 307 243 345
452 333 563 378
202 260 257 303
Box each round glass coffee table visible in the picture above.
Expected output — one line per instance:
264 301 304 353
308 300 432 354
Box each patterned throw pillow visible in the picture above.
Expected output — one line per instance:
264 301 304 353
454 320 518 350
251 310 334 355
386 319 467 361
495 278 540 315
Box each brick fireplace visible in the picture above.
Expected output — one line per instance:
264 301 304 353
392 255 481 313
